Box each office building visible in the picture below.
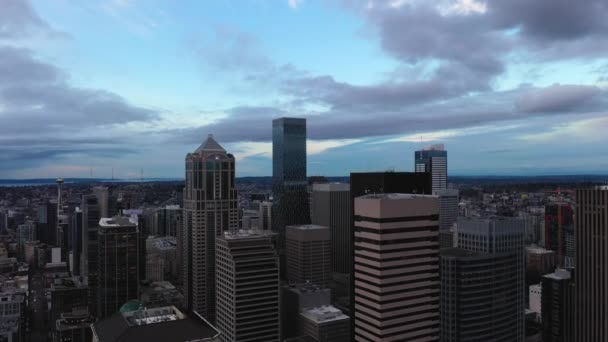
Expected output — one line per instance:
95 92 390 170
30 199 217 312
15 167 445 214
146 236 177 282
49 277 88 332
311 183 351 274
521 207 545 246
140 281 185 309
415 144 448 191
449 217 525 341
286 224 331 287
434 189 459 231
525 246 555 285
542 269 574 342
258 201 272 231
353 194 440 341
241 209 259 230
545 203 574 267
98 216 140 318
575 187 608 341
92 304 220 342
299 305 350 342
282 283 331 340
183 134 238 322
215 230 280 342
272 118 310 274
54 309 95 342
0 292 26 342
155 205 181 237
71 208 83 276
81 191 105 317
529 284 542 320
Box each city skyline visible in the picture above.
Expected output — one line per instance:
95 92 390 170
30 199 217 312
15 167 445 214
1 0 608 179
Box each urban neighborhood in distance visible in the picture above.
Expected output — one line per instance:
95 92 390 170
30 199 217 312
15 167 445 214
1 0 607 341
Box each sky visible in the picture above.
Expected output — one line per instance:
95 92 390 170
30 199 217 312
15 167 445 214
0 0 607 179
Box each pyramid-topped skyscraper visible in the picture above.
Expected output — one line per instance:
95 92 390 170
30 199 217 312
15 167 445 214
182 134 238 323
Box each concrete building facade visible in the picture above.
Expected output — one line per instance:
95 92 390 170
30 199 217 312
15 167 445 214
353 194 440 341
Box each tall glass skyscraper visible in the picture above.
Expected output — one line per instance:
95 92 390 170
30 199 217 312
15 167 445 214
415 144 448 191
272 118 310 273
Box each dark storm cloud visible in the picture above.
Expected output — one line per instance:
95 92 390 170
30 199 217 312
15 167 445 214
0 147 136 170
515 85 603 113
0 46 160 134
488 0 608 41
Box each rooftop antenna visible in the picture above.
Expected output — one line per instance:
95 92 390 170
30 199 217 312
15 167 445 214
111 167 114 181
140 168 144 182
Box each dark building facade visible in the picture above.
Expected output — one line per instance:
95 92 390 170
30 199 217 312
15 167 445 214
541 269 574 342
545 203 574 267
272 118 310 274
440 248 524 341
81 193 102 317
311 183 351 274
97 216 139 318
575 187 608 342
71 209 83 276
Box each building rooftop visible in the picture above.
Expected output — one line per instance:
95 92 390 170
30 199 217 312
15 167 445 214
312 183 350 192
194 134 225 154
422 143 445 151
358 193 438 200
543 268 571 281
221 229 275 240
287 224 328 231
526 246 554 255
300 305 349 323
92 306 219 342
99 216 138 228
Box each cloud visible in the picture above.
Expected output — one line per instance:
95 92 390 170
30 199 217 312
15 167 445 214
0 0 58 39
515 84 603 113
288 0 304 9
0 46 160 135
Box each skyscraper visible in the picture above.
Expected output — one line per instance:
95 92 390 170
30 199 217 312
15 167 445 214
97 216 139 318
415 144 448 191
545 203 574 267
215 230 280 342
81 192 104 317
575 186 608 342
286 224 332 287
272 118 310 274
183 134 238 322
542 268 574 342
449 217 525 341
353 193 440 341
311 183 351 274
434 189 459 232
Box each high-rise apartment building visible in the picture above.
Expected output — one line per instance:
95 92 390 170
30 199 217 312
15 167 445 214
542 268 574 342
415 144 448 191
450 217 525 341
286 224 331 287
97 216 139 318
311 183 351 274
183 134 238 322
353 193 440 341
575 187 608 342
272 118 310 273
215 230 280 342
545 203 574 267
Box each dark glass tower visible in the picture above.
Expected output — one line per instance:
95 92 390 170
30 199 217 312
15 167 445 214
575 187 608 342
272 118 310 274
541 269 574 342
545 203 574 267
